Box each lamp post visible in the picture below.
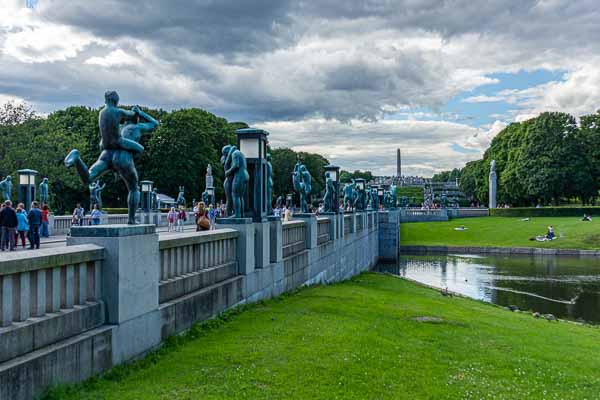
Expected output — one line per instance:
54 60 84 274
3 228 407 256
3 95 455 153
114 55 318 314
324 165 340 213
286 193 293 208
140 180 153 212
17 169 37 211
236 127 269 222
377 185 384 208
355 178 366 211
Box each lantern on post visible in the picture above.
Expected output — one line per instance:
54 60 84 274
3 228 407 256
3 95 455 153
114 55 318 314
377 185 384 206
140 180 153 212
236 128 269 222
18 169 37 211
207 186 215 207
324 165 340 213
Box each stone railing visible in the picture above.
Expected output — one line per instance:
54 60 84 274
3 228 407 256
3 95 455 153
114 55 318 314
317 217 331 245
343 214 352 235
53 214 129 234
450 208 489 218
282 220 306 258
0 245 103 327
158 229 238 303
399 208 449 222
355 213 364 231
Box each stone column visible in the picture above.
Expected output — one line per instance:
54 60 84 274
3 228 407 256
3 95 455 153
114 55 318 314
320 212 337 241
66 224 161 364
337 213 344 238
294 213 317 249
378 210 400 262
254 221 270 269
489 161 497 209
216 218 255 274
268 216 283 263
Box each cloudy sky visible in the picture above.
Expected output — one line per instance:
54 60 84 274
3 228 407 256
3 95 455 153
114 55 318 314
2 0 600 176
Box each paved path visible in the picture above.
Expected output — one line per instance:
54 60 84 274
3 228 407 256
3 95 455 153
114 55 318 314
1 225 199 255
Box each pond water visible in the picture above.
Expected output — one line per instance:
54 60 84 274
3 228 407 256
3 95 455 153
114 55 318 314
376 253 600 324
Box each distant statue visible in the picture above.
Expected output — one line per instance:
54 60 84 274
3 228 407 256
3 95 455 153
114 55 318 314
39 177 49 205
323 171 335 212
221 144 249 218
176 186 186 207
64 91 159 224
343 181 355 211
292 160 312 213
275 195 283 209
390 184 397 208
384 191 394 209
205 163 214 188
151 188 158 209
89 180 106 210
266 154 273 214
373 189 380 210
0 175 12 201
489 159 497 209
201 190 209 205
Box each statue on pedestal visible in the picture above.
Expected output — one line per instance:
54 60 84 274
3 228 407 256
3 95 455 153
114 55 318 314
489 159 497 209
323 171 335 212
89 180 106 211
206 163 213 187
151 188 158 210
39 177 49 205
390 184 397 207
292 160 312 213
343 181 355 211
221 145 249 218
0 175 12 202
64 91 159 224
266 154 273 214
201 190 209 205
176 186 186 207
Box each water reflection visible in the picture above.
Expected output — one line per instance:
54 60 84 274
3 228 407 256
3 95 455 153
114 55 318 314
377 254 600 324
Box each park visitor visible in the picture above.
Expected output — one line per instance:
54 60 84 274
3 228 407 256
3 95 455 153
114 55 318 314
27 201 42 250
72 203 85 226
196 202 209 231
15 204 29 249
582 214 592 221
167 207 176 232
208 204 216 230
90 204 102 225
546 225 555 240
41 203 51 237
177 207 187 232
0 200 18 251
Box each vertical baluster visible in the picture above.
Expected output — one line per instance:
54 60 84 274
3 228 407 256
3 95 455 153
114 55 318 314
18 272 30 321
33 269 46 317
94 260 102 301
1 276 13 326
78 263 87 304
52 267 61 312
65 265 75 308
169 248 176 279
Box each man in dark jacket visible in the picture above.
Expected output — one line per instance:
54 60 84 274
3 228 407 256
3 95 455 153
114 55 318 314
0 200 18 251
27 201 42 250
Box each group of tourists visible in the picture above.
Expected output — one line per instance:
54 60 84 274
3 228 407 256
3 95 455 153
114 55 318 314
0 200 46 251
71 203 103 226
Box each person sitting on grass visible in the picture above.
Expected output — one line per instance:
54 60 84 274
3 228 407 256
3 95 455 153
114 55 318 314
546 225 555 240
582 214 592 222
454 225 467 231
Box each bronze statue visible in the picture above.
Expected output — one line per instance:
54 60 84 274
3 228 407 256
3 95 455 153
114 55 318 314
323 171 335 212
292 161 312 213
65 91 159 224
221 145 249 218
0 175 12 202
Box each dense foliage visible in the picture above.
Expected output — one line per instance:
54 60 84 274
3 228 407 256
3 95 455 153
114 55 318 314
446 112 600 206
0 103 335 214
339 169 374 183
0 105 236 213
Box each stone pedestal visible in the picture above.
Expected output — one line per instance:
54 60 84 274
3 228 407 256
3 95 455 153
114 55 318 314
489 173 497 209
254 221 270 269
378 210 400 262
67 225 159 324
216 218 254 274
320 212 337 241
268 216 283 263
293 213 317 249
337 213 344 238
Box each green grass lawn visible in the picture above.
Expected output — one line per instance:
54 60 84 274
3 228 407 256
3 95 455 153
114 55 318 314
48 273 600 400
401 216 600 249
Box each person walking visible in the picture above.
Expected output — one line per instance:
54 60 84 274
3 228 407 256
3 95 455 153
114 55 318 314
15 203 29 249
90 204 102 225
167 207 176 232
27 201 42 249
41 203 51 237
0 200 18 251
208 203 216 230
176 206 186 232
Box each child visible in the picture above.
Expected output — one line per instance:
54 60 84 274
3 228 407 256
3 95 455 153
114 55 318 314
167 207 176 232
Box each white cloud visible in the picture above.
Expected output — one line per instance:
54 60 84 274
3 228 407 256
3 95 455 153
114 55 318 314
84 49 140 67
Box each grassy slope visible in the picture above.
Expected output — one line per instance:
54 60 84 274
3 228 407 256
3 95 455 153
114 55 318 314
50 274 600 400
401 216 600 249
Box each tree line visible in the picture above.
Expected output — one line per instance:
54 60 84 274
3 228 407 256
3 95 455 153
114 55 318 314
439 111 600 206
0 103 338 214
